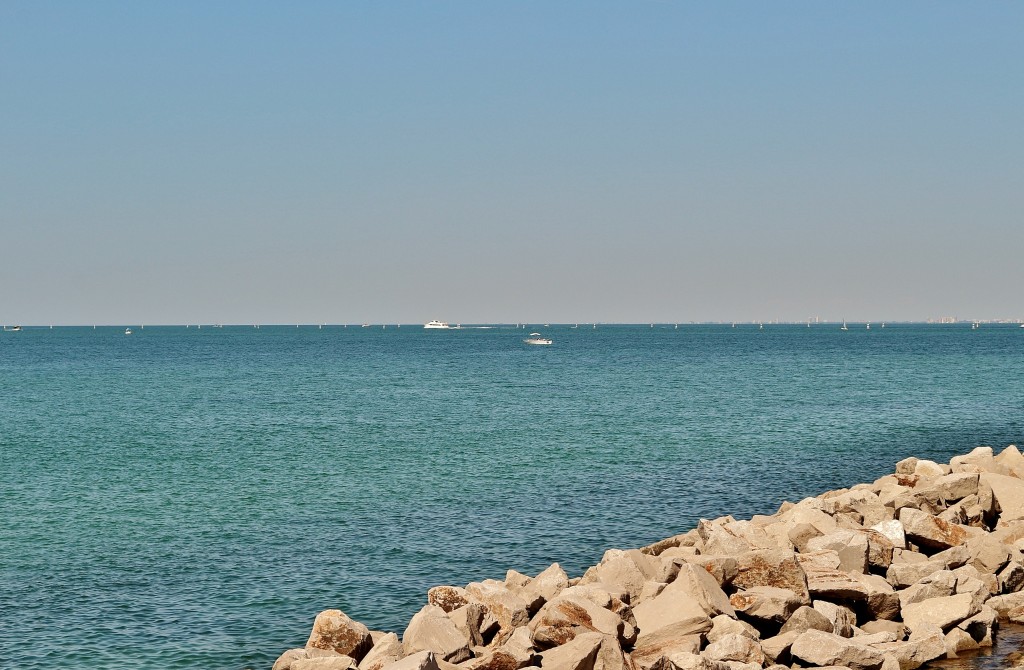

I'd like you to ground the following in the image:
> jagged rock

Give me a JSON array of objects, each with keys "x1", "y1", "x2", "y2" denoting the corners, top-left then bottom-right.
[
  {"x1": 731, "y1": 550, "x2": 810, "y2": 603},
  {"x1": 995, "y1": 445, "x2": 1024, "y2": 478},
  {"x1": 813, "y1": 600, "x2": 856, "y2": 638},
  {"x1": 806, "y1": 532, "x2": 870, "y2": 574},
  {"x1": 632, "y1": 582, "x2": 713, "y2": 637},
  {"x1": 897, "y1": 570, "x2": 956, "y2": 610},
  {"x1": 403, "y1": 605, "x2": 472, "y2": 663},
  {"x1": 901, "y1": 593, "x2": 980, "y2": 633},
  {"x1": 915, "y1": 460, "x2": 950, "y2": 478},
  {"x1": 638, "y1": 582, "x2": 667, "y2": 602},
  {"x1": 525, "y1": 564, "x2": 571, "y2": 606},
  {"x1": 642, "y1": 531, "x2": 701, "y2": 556},
  {"x1": 789, "y1": 629, "x2": 886, "y2": 670},
  {"x1": 275, "y1": 649, "x2": 309, "y2": 670},
  {"x1": 788, "y1": 523, "x2": 823, "y2": 552},
  {"x1": 850, "y1": 631, "x2": 897, "y2": 645},
  {"x1": 930, "y1": 545, "x2": 970, "y2": 569},
  {"x1": 965, "y1": 534, "x2": 1011, "y2": 574},
  {"x1": 859, "y1": 621, "x2": 906, "y2": 639},
  {"x1": 706, "y1": 615, "x2": 760, "y2": 643},
  {"x1": 703, "y1": 634, "x2": 765, "y2": 666},
  {"x1": 925, "y1": 473, "x2": 980, "y2": 503},
  {"x1": 873, "y1": 624, "x2": 945, "y2": 670},
  {"x1": 980, "y1": 472, "x2": 1024, "y2": 524},
  {"x1": 759, "y1": 631, "x2": 800, "y2": 664},
  {"x1": 294, "y1": 657, "x2": 358, "y2": 670},
  {"x1": 950, "y1": 447, "x2": 995, "y2": 472},
  {"x1": 778, "y1": 605, "x2": 833, "y2": 635},
  {"x1": 998, "y1": 561, "x2": 1024, "y2": 593},
  {"x1": 307, "y1": 610, "x2": 374, "y2": 661},
  {"x1": 822, "y1": 489, "x2": 893, "y2": 528},
  {"x1": 579, "y1": 550, "x2": 662, "y2": 603},
  {"x1": 886, "y1": 560, "x2": 945, "y2": 589},
  {"x1": 466, "y1": 581, "x2": 531, "y2": 632},
  {"x1": 668, "y1": 563, "x2": 735, "y2": 617},
  {"x1": 359, "y1": 633, "x2": 404, "y2": 670},
  {"x1": 956, "y1": 606, "x2": 996, "y2": 646},
  {"x1": 383, "y1": 651, "x2": 441, "y2": 670},
  {"x1": 663, "y1": 652, "x2": 731, "y2": 670},
  {"x1": 898, "y1": 508, "x2": 969, "y2": 551},
  {"x1": 686, "y1": 556, "x2": 738, "y2": 588},
  {"x1": 853, "y1": 573, "x2": 900, "y2": 621},
  {"x1": 697, "y1": 519, "x2": 753, "y2": 555},
  {"x1": 538, "y1": 631, "x2": 603, "y2": 670},
  {"x1": 870, "y1": 521, "x2": 907, "y2": 550},
  {"x1": 891, "y1": 548, "x2": 929, "y2": 564},
  {"x1": 462, "y1": 627, "x2": 536, "y2": 670},
  {"x1": 630, "y1": 625, "x2": 701, "y2": 670},
  {"x1": 729, "y1": 586, "x2": 802, "y2": 623},
  {"x1": 955, "y1": 573, "x2": 992, "y2": 611},
  {"x1": 896, "y1": 458, "x2": 919, "y2": 475},
  {"x1": 944, "y1": 627, "x2": 979, "y2": 655},
  {"x1": 429, "y1": 587, "x2": 471, "y2": 613},
  {"x1": 530, "y1": 594, "x2": 626, "y2": 648},
  {"x1": 804, "y1": 562, "x2": 870, "y2": 601},
  {"x1": 449, "y1": 604, "x2": 485, "y2": 647}
]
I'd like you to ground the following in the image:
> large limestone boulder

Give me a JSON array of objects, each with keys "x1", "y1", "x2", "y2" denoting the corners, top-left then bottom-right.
[
  {"x1": 525, "y1": 563, "x2": 571, "y2": 606},
  {"x1": 980, "y1": 472, "x2": 1024, "y2": 524},
  {"x1": 663, "y1": 652, "x2": 731, "y2": 670},
  {"x1": 885, "y1": 560, "x2": 945, "y2": 589},
  {"x1": 729, "y1": 586, "x2": 803, "y2": 624},
  {"x1": 872, "y1": 624, "x2": 945, "y2": 670},
  {"x1": 403, "y1": 605, "x2": 472, "y2": 663},
  {"x1": 579, "y1": 550, "x2": 663, "y2": 603},
  {"x1": 706, "y1": 615, "x2": 760, "y2": 643},
  {"x1": 666, "y1": 563, "x2": 735, "y2": 617},
  {"x1": 995, "y1": 445, "x2": 1024, "y2": 478},
  {"x1": 731, "y1": 550, "x2": 810, "y2": 603},
  {"x1": 466, "y1": 581, "x2": 531, "y2": 632},
  {"x1": 632, "y1": 583, "x2": 712, "y2": 637},
  {"x1": 901, "y1": 593, "x2": 981, "y2": 632},
  {"x1": 359, "y1": 633, "x2": 404, "y2": 670},
  {"x1": 306, "y1": 610, "x2": 374, "y2": 661},
  {"x1": 855, "y1": 573, "x2": 901, "y2": 621},
  {"x1": 530, "y1": 594, "x2": 625, "y2": 648},
  {"x1": 462, "y1": 627, "x2": 536, "y2": 670},
  {"x1": 275, "y1": 649, "x2": 309, "y2": 670},
  {"x1": 957, "y1": 606, "x2": 996, "y2": 646},
  {"x1": 806, "y1": 532, "x2": 870, "y2": 574},
  {"x1": 759, "y1": 631, "x2": 800, "y2": 665},
  {"x1": 448, "y1": 604, "x2": 485, "y2": 647},
  {"x1": 697, "y1": 518, "x2": 753, "y2": 555},
  {"x1": 703, "y1": 633, "x2": 765, "y2": 666},
  {"x1": 870, "y1": 520, "x2": 906, "y2": 550},
  {"x1": 629, "y1": 624, "x2": 701, "y2": 670},
  {"x1": 897, "y1": 571, "x2": 956, "y2": 610},
  {"x1": 685, "y1": 556, "x2": 738, "y2": 588},
  {"x1": 538, "y1": 631, "x2": 604, "y2": 670},
  {"x1": 778, "y1": 605, "x2": 832, "y2": 635},
  {"x1": 898, "y1": 508, "x2": 969, "y2": 551},
  {"x1": 965, "y1": 534, "x2": 1011, "y2": 574},
  {"x1": 922, "y1": 473, "x2": 979, "y2": 503},
  {"x1": 789, "y1": 629, "x2": 886, "y2": 670}
]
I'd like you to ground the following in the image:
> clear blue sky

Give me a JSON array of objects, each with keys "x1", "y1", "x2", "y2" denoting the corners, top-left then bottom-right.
[{"x1": 2, "y1": 2, "x2": 1021, "y2": 324}]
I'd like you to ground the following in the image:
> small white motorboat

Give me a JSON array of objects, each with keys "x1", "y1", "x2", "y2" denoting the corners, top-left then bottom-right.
[
  {"x1": 524, "y1": 332, "x2": 552, "y2": 345},
  {"x1": 125, "y1": 328, "x2": 133, "y2": 335}
]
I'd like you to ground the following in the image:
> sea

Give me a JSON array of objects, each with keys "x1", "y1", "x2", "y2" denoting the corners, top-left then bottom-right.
[{"x1": 2, "y1": 323, "x2": 1023, "y2": 669}]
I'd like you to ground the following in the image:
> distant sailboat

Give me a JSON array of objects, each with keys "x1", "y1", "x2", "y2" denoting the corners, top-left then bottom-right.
[{"x1": 841, "y1": 321, "x2": 849, "y2": 331}]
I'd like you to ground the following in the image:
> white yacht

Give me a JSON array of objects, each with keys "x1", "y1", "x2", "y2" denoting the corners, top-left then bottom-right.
[
  {"x1": 524, "y1": 332, "x2": 552, "y2": 345},
  {"x1": 424, "y1": 320, "x2": 451, "y2": 329},
  {"x1": 125, "y1": 328, "x2": 133, "y2": 335}
]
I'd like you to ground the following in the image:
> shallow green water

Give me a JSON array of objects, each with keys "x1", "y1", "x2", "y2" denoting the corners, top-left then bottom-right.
[{"x1": 2, "y1": 323, "x2": 1023, "y2": 668}]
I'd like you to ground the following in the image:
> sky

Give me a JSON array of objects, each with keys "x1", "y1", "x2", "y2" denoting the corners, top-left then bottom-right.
[{"x1": 2, "y1": 2, "x2": 1022, "y2": 325}]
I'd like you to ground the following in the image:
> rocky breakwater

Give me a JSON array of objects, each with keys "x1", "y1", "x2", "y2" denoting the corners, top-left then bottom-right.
[{"x1": 273, "y1": 445, "x2": 1024, "y2": 670}]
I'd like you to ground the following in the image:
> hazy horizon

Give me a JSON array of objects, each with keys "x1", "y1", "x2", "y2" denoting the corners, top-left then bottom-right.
[{"x1": 3, "y1": 3, "x2": 1022, "y2": 325}]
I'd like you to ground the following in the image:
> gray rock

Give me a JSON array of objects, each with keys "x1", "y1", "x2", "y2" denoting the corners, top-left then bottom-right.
[
  {"x1": 403, "y1": 605, "x2": 472, "y2": 663},
  {"x1": 306, "y1": 610, "x2": 374, "y2": 662}
]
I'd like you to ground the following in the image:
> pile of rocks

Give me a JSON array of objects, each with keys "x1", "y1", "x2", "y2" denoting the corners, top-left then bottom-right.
[{"x1": 274, "y1": 445, "x2": 1024, "y2": 670}]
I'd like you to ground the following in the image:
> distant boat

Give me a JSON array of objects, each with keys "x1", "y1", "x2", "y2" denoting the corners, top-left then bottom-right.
[
  {"x1": 424, "y1": 320, "x2": 450, "y2": 329},
  {"x1": 125, "y1": 328, "x2": 132, "y2": 335},
  {"x1": 524, "y1": 333, "x2": 552, "y2": 345},
  {"x1": 3, "y1": 325, "x2": 22, "y2": 332},
  {"x1": 841, "y1": 321, "x2": 849, "y2": 331},
  {"x1": 866, "y1": 323, "x2": 870, "y2": 330}
]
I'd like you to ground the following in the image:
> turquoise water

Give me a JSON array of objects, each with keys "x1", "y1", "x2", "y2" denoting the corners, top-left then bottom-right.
[{"x1": 2, "y1": 324, "x2": 1023, "y2": 669}]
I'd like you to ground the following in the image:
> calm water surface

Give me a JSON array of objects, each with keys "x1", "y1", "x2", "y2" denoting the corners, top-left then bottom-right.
[{"x1": 2, "y1": 324, "x2": 1023, "y2": 669}]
